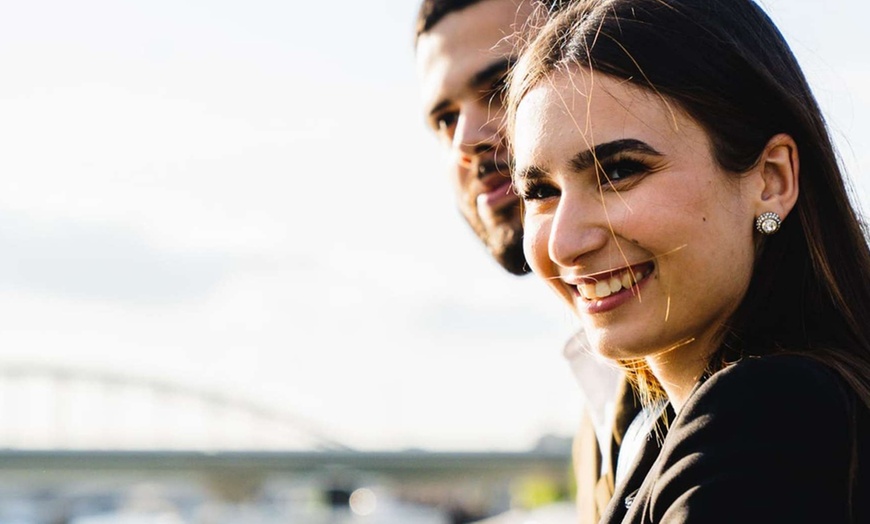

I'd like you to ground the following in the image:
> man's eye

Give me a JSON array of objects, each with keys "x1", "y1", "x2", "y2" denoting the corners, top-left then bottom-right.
[
  {"x1": 481, "y1": 75, "x2": 509, "y2": 105},
  {"x1": 435, "y1": 113, "x2": 458, "y2": 135}
]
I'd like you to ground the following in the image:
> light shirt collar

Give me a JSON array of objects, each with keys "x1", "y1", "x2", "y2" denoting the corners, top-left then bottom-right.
[{"x1": 563, "y1": 331, "x2": 623, "y2": 470}]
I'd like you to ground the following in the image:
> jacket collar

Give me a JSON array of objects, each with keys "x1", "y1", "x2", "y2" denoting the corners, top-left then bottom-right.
[{"x1": 599, "y1": 403, "x2": 673, "y2": 524}]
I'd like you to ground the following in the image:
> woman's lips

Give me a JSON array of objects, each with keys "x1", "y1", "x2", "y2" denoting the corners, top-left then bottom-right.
[
  {"x1": 575, "y1": 262, "x2": 654, "y2": 300},
  {"x1": 565, "y1": 261, "x2": 655, "y2": 312}
]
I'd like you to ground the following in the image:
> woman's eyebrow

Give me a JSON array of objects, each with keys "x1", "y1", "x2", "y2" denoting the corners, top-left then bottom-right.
[
  {"x1": 514, "y1": 139, "x2": 662, "y2": 183},
  {"x1": 570, "y1": 139, "x2": 662, "y2": 171},
  {"x1": 513, "y1": 164, "x2": 547, "y2": 184}
]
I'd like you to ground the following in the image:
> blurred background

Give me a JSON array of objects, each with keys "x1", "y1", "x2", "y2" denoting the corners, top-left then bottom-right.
[{"x1": 0, "y1": 0, "x2": 867, "y2": 522}]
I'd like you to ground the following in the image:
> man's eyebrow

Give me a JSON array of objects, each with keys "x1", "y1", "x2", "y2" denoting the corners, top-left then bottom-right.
[
  {"x1": 570, "y1": 139, "x2": 662, "y2": 171},
  {"x1": 468, "y1": 56, "x2": 513, "y2": 90},
  {"x1": 427, "y1": 57, "x2": 513, "y2": 121},
  {"x1": 427, "y1": 99, "x2": 452, "y2": 122}
]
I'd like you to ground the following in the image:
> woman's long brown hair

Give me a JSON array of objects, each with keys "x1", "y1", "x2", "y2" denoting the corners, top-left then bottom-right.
[{"x1": 506, "y1": 2, "x2": 870, "y2": 515}]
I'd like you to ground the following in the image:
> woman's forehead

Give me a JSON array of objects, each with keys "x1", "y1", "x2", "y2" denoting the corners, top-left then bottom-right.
[{"x1": 513, "y1": 70, "x2": 708, "y2": 170}]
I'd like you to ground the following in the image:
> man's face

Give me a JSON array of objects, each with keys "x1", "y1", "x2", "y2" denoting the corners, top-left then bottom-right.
[{"x1": 416, "y1": 0, "x2": 533, "y2": 275}]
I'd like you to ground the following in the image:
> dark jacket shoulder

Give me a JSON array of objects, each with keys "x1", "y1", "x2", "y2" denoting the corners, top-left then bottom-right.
[
  {"x1": 615, "y1": 355, "x2": 866, "y2": 524},
  {"x1": 675, "y1": 354, "x2": 852, "y2": 445}
]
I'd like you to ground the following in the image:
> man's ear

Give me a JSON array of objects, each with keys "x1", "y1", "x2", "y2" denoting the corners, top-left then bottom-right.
[{"x1": 753, "y1": 133, "x2": 799, "y2": 220}]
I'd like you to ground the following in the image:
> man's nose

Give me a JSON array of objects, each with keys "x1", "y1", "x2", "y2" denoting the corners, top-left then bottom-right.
[{"x1": 452, "y1": 104, "x2": 500, "y2": 163}]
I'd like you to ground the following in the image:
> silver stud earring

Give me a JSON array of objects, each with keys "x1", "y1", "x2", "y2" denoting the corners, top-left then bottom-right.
[{"x1": 755, "y1": 212, "x2": 782, "y2": 235}]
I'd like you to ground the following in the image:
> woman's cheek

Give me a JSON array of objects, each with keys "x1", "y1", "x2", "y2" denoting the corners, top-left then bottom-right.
[{"x1": 523, "y1": 213, "x2": 572, "y2": 306}]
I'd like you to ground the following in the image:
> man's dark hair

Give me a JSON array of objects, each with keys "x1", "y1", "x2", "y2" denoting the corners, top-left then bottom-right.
[
  {"x1": 415, "y1": 0, "x2": 484, "y2": 43},
  {"x1": 414, "y1": 0, "x2": 570, "y2": 44}
]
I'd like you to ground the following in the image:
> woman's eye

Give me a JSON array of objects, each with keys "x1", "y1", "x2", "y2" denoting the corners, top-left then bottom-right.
[
  {"x1": 599, "y1": 159, "x2": 649, "y2": 183},
  {"x1": 518, "y1": 182, "x2": 559, "y2": 201}
]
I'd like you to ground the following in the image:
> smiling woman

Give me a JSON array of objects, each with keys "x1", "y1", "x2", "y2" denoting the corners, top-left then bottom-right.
[
  {"x1": 514, "y1": 72, "x2": 764, "y2": 395},
  {"x1": 506, "y1": 0, "x2": 870, "y2": 522}
]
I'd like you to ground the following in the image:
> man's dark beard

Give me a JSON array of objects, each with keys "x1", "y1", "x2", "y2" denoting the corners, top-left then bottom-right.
[
  {"x1": 494, "y1": 236, "x2": 530, "y2": 275},
  {"x1": 485, "y1": 209, "x2": 530, "y2": 276}
]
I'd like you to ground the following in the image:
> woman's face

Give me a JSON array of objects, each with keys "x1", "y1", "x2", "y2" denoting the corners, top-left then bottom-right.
[{"x1": 512, "y1": 70, "x2": 758, "y2": 364}]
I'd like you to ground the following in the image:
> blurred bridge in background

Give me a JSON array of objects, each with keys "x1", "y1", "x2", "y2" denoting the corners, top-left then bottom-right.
[
  {"x1": 0, "y1": 362, "x2": 348, "y2": 451},
  {"x1": 0, "y1": 363, "x2": 574, "y2": 523}
]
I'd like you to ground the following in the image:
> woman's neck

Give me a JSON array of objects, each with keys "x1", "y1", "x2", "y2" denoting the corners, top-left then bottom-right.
[{"x1": 646, "y1": 340, "x2": 714, "y2": 411}]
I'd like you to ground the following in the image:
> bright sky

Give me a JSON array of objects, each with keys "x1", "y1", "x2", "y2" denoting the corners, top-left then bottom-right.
[{"x1": 0, "y1": 0, "x2": 867, "y2": 452}]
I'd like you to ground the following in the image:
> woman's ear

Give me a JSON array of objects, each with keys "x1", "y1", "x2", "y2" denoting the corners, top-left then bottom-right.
[{"x1": 754, "y1": 133, "x2": 799, "y2": 220}]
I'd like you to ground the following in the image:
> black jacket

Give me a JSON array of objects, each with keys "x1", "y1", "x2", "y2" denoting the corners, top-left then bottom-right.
[{"x1": 601, "y1": 355, "x2": 870, "y2": 524}]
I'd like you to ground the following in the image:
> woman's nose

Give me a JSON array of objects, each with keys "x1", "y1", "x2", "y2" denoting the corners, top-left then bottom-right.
[{"x1": 548, "y1": 193, "x2": 608, "y2": 268}]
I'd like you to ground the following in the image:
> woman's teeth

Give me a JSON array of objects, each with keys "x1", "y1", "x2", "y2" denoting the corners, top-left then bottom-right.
[{"x1": 578, "y1": 268, "x2": 646, "y2": 300}]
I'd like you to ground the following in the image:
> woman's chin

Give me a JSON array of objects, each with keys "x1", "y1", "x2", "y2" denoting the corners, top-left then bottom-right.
[
  {"x1": 585, "y1": 337, "x2": 648, "y2": 363},
  {"x1": 593, "y1": 349, "x2": 635, "y2": 363}
]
